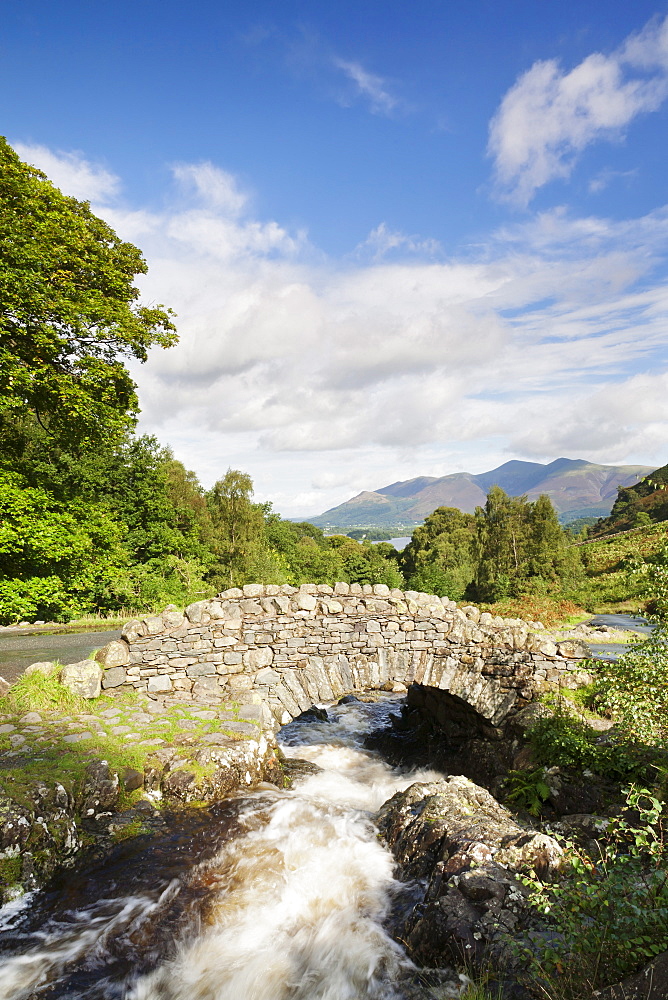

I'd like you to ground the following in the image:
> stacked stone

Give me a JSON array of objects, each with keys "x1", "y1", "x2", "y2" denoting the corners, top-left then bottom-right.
[{"x1": 97, "y1": 584, "x2": 590, "y2": 730}]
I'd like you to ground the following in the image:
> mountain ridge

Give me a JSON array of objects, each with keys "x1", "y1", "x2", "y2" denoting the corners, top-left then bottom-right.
[{"x1": 303, "y1": 458, "x2": 654, "y2": 528}]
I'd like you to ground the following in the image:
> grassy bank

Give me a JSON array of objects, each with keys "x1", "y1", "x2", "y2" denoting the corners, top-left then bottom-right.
[{"x1": 0, "y1": 672, "x2": 261, "y2": 812}]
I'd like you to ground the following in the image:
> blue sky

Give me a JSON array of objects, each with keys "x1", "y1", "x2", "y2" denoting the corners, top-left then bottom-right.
[{"x1": 3, "y1": 1, "x2": 668, "y2": 515}]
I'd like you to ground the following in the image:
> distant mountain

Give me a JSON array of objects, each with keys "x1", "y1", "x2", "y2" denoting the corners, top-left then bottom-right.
[{"x1": 305, "y1": 459, "x2": 654, "y2": 528}]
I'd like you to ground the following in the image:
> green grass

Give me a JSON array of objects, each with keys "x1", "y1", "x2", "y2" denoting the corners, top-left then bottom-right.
[
  {"x1": 0, "y1": 673, "x2": 262, "y2": 813},
  {"x1": 2, "y1": 668, "x2": 88, "y2": 716},
  {"x1": 0, "y1": 854, "x2": 22, "y2": 893}
]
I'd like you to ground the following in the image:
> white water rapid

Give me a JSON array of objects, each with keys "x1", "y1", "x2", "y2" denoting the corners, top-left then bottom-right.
[{"x1": 0, "y1": 697, "x2": 461, "y2": 1000}]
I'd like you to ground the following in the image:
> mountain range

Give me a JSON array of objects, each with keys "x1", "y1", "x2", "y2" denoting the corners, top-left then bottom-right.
[{"x1": 305, "y1": 458, "x2": 654, "y2": 528}]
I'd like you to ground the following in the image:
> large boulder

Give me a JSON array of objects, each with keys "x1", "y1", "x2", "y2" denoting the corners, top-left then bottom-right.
[
  {"x1": 376, "y1": 777, "x2": 562, "y2": 971},
  {"x1": 60, "y1": 660, "x2": 102, "y2": 699},
  {"x1": 94, "y1": 640, "x2": 130, "y2": 668}
]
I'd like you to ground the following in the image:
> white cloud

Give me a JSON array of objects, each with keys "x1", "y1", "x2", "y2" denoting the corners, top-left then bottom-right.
[
  {"x1": 13, "y1": 142, "x2": 121, "y2": 202},
  {"x1": 333, "y1": 58, "x2": 400, "y2": 115},
  {"x1": 13, "y1": 142, "x2": 668, "y2": 516},
  {"x1": 171, "y1": 162, "x2": 248, "y2": 216},
  {"x1": 488, "y1": 14, "x2": 668, "y2": 205},
  {"x1": 354, "y1": 223, "x2": 442, "y2": 260},
  {"x1": 588, "y1": 167, "x2": 637, "y2": 194}
]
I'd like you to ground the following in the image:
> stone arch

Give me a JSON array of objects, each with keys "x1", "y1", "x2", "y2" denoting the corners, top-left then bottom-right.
[{"x1": 106, "y1": 584, "x2": 589, "y2": 732}]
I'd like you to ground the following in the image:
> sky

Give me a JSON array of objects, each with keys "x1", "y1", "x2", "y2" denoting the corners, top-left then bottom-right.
[{"x1": 3, "y1": 0, "x2": 668, "y2": 517}]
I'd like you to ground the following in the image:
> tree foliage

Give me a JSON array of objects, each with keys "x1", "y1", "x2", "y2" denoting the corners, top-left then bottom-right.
[
  {"x1": 207, "y1": 470, "x2": 267, "y2": 588},
  {"x1": 473, "y1": 487, "x2": 579, "y2": 602},
  {"x1": 0, "y1": 137, "x2": 176, "y2": 450},
  {"x1": 401, "y1": 506, "x2": 476, "y2": 598}
]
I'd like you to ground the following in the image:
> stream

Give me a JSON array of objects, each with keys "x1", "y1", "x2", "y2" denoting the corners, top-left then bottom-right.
[
  {"x1": 0, "y1": 698, "x2": 450, "y2": 1000},
  {"x1": 585, "y1": 612, "x2": 653, "y2": 661}
]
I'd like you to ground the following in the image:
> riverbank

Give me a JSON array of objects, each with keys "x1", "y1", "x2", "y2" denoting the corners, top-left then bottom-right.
[{"x1": 0, "y1": 671, "x2": 282, "y2": 903}]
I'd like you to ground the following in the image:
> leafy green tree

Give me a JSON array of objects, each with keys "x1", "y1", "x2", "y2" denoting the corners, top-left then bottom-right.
[
  {"x1": 525, "y1": 493, "x2": 581, "y2": 592},
  {"x1": 473, "y1": 488, "x2": 577, "y2": 601},
  {"x1": 0, "y1": 471, "x2": 129, "y2": 622},
  {"x1": 401, "y1": 506, "x2": 476, "y2": 598},
  {"x1": 207, "y1": 470, "x2": 267, "y2": 587},
  {"x1": 474, "y1": 486, "x2": 531, "y2": 601},
  {"x1": 0, "y1": 137, "x2": 176, "y2": 451}
]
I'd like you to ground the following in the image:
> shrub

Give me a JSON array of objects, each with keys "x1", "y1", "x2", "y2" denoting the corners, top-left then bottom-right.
[
  {"x1": 528, "y1": 707, "x2": 649, "y2": 781},
  {"x1": 515, "y1": 787, "x2": 668, "y2": 998},
  {"x1": 596, "y1": 625, "x2": 668, "y2": 742}
]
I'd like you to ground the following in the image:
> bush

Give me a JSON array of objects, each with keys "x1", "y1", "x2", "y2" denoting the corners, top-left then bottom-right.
[
  {"x1": 591, "y1": 625, "x2": 668, "y2": 742},
  {"x1": 528, "y1": 707, "x2": 649, "y2": 781},
  {"x1": 516, "y1": 787, "x2": 668, "y2": 998}
]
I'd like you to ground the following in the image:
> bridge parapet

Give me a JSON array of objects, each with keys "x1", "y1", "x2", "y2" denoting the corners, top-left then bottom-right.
[{"x1": 99, "y1": 584, "x2": 591, "y2": 730}]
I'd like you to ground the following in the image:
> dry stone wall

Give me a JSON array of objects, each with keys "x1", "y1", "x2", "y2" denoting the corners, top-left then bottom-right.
[{"x1": 97, "y1": 584, "x2": 591, "y2": 731}]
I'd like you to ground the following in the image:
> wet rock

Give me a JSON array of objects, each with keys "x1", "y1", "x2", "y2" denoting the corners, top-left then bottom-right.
[
  {"x1": 159, "y1": 736, "x2": 279, "y2": 801},
  {"x1": 161, "y1": 768, "x2": 196, "y2": 799},
  {"x1": 280, "y1": 756, "x2": 323, "y2": 787},
  {"x1": 0, "y1": 780, "x2": 80, "y2": 901},
  {"x1": 377, "y1": 777, "x2": 562, "y2": 970},
  {"x1": 295, "y1": 706, "x2": 329, "y2": 723},
  {"x1": 79, "y1": 760, "x2": 120, "y2": 816},
  {"x1": 60, "y1": 659, "x2": 102, "y2": 699}
]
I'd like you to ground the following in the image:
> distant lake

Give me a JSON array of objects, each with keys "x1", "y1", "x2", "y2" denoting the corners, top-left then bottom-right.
[{"x1": 371, "y1": 536, "x2": 412, "y2": 550}]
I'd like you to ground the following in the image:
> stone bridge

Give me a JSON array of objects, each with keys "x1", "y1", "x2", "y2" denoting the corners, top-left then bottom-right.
[{"x1": 97, "y1": 584, "x2": 590, "y2": 733}]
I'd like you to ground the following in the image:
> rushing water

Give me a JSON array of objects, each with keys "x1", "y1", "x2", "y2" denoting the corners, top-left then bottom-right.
[{"x1": 0, "y1": 698, "x2": 450, "y2": 1000}]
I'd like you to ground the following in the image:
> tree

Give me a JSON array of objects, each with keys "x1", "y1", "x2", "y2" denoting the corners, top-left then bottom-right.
[
  {"x1": 0, "y1": 137, "x2": 176, "y2": 451},
  {"x1": 474, "y1": 487, "x2": 531, "y2": 602},
  {"x1": 525, "y1": 493, "x2": 571, "y2": 587},
  {"x1": 473, "y1": 488, "x2": 580, "y2": 602},
  {"x1": 401, "y1": 506, "x2": 476, "y2": 598},
  {"x1": 0, "y1": 471, "x2": 129, "y2": 622},
  {"x1": 207, "y1": 470, "x2": 266, "y2": 587}
]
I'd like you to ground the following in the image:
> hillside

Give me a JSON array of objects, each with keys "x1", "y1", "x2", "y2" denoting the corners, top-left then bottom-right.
[
  {"x1": 569, "y1": 520, "x2": 668, "y2": 612},
  {"x1": 590, "y1": 461, "x2": 668, "y2": 536},
  {"x1": 307, "y1": 458, "x2": 653, "y2": 528}
]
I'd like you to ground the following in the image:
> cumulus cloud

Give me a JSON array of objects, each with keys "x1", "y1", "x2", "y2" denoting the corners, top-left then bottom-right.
[
  {"x1": 13, "y1": 142, "x2": 121, "y2": 202},
  {"x1": 489, "y1": 14, "x2": 668, "y2": 205},
  {"x1": 13, "y1": 142, "x2": 668, "y2": 515},
  {"x1": 333, "y1": 58, "x2": 400, "y2": 115},
  {"x1": 171, "y1": 162, "x2": 249, "y2": 216}
]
